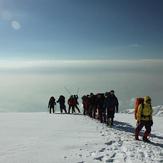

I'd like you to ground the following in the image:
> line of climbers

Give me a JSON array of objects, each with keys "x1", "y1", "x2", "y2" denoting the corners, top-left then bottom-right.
[
  {"x1": 82, "y1": 90, "x2": 119, "y2": 126},
  {"x1": 48, "y1": 95, "x2": 80, "y2": 114},
  {"x1": 48, "y1": 90, "x2": 119, "y2": 127},
  {"x1": 48, "y1": 93, "x2": 154, "y2": 142}
]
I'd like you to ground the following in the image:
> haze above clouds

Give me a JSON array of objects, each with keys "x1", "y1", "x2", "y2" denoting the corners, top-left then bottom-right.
[{"x1": 0, "y1": 59, "x2": 163, "y2": 112}]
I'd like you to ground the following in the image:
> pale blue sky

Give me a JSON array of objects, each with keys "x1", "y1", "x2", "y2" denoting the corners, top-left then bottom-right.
[{"x1": 0, "y1": 0, "x2": 163, "y2": 59}]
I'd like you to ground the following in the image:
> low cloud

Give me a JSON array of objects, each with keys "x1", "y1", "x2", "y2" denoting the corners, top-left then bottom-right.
[
  {"x1": 0, "y1": 59, "x2": 163, "y2": 68},
  {"x1": 0, "y1": 59, "x2": 163, "y2": 74}
]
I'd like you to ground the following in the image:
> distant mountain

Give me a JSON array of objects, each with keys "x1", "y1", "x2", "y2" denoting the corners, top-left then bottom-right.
[{"x1": 124, "y1": 105, "x2": 163, "y2": 117}]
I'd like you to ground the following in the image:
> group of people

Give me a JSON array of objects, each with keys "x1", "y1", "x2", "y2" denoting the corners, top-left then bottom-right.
[
  {"x1": 48, "y1": 90, "x2": 119, "y2": 127},
  {"x1": 82, "y1": 90, "x2": 119, "y2": 126},
  {"x1": 48, "y1": 95, "x2": 80, "y2": 114},
  {"x1": 48, "y1": 92, "x2": 154, "y2": 142}
]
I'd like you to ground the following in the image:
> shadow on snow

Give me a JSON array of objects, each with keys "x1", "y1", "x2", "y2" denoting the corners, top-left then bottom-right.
[
  {"x1": 51, "y1": 112, "x2": 83, "y2": 116},
  {"x1": 113, "y1": 120, "x2": 163, "y2": 148}
]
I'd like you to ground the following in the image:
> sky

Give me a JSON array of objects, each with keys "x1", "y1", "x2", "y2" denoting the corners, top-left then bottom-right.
[
  {"x1": 0, "y1": 0, "x2": 163, "y2": 59},
  {"x1": 0, "y1": 0, "x2": 163, "y2": 112}
]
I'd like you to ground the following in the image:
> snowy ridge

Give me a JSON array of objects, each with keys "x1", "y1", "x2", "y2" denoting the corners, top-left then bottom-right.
[
  {"x1": 0, "y1": 112, "x2": 163, "y2": 163},
  {"x1": 125, "y1": 105, "x2": 163, "y2": 117}
]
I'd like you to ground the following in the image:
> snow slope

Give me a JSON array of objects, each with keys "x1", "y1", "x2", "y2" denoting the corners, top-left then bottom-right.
[{"x1": 0, "y1": 112, "x2": 163, "y2": 163}]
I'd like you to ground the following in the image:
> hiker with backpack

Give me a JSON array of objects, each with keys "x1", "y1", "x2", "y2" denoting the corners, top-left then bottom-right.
[
  {"x1": 82, "y1": 95, "x2": 90, "y2": 115},
  {"x1": 96, "y1": 93, "x2": 106, "y2": 123},
  {"x1": 57, "y1": 95, "x2": 67, "y2": 113},
  {"x1": 74, "y1": 95, "x2": 81, "y2": 113},
  {"x1": 135, "y1": 96, "x2": 153, "y2": 142},
  {"x1": 104, "y1": 90, "x2": 119, "y2": 126},
  {"x1": 68, "y1": 95, "x2": 76, "y2": 114},
  {"x1": 48, "y1": 96, "x2": 56, "y2": 114},
  {"x1": 88, "y1": 93, "x2": 96, "y2": 118}
]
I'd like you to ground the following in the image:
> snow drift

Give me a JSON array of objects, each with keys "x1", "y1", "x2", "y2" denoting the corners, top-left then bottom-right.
[{"x1": 0, "y1": 112, "x2": 163, "y2": 163}]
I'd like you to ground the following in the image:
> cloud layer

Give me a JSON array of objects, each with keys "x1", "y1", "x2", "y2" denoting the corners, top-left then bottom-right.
[{"x1": 0, "y1": 59, "x2": 163, "y2": 74}]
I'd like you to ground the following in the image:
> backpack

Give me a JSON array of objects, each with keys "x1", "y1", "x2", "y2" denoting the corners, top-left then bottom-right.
[{"x1": 134, "y1": 97, "x2": 144, "y2": 120}]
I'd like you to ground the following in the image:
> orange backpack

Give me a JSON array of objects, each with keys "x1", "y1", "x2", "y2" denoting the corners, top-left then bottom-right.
[{"x1": 134, "y1": 97, "x2": 144, "y2": 120}]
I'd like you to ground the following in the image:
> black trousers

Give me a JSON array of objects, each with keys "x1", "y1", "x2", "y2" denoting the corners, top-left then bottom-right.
[
  {"x1": 68, "y1": 106, "x2": 75, "y2": 113},
  {"x1": 106, "y1": 109, "x2": 115, "y2": 125},
  {"x1": 49, "y1": 107, "x2": 54, "y2": 114},
  {"x1": 60, "y1": 105, "x2": 67, "y2": 113},
  {"x1": 135, "y1": 120, "x2": 152, "y2": 137}
]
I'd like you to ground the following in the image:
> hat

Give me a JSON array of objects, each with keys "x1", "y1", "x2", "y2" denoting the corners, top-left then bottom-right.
[
  {"x1": 105, "y1": 92, "x2": 109, "y2": 96},
  {"x1": 110, "y1": 90, "x2": 115, "y2": 93},
  {"x1": 144, "y1": 96, "x2": 151, "y2": 102}
]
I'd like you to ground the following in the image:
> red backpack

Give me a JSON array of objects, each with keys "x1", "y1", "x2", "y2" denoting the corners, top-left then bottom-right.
[{"x1": 134, "y1": 97, "x2": 144, "y2": 120}]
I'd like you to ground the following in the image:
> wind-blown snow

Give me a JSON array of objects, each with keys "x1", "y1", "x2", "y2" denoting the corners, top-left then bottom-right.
[{"x1": 0, "y1": 112, "x2": 162, "y2": 163}]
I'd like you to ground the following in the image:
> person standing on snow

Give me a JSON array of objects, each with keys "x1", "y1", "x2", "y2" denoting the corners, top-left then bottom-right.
[
  {"x1": 82, "y1": 95, "x2": 90, "y2": 115},
  {"x1": 104, "y1": 90, "x2": 119, "y2": 126},
  {"x1": 74, "y1": 95, "x2": 80, "y2": 113},
  {"x1": 57, "y1": 95, "x2": 67, "y2": 113},
  {"x1": 96, "y1": 93, "x2": 105, "y2": 123},
  {"x1": 135, "y1": 96, "x2": 153, "y2": 142},
  {"x1": 89, "y1": 93, "x2": 96, "y2": 118},
  {"x1": 48, "y1": 96, "x2": 56, "y2": 114},
  {"x1": 68, "y1": 95, "x2": 75, "y2": 114}
]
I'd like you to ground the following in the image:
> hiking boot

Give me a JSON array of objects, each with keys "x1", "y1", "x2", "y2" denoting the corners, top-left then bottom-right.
[
  {"x1": 143, "y1": 131, "x2": 150, "y2": 142},
  {"x1": 135, "y1": 135, "x2": 140, "y2": 141},
  {"x1": 135, "y1": 130, "x2": 140, "y2": 140},
  {"x1": 143, "y1": 137, "x2": 150, "y2": 143}
]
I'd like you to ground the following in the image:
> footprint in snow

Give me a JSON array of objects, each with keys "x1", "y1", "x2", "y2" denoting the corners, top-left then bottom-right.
[
  {"x1": 99, "y1": 148, "x2": 105, "y2": 153},
  {"x1": 105, "y1": 158, "x2": 114, "y2": 163},
  {"x1": 79, "y1": 154, "x2": 82, "y2": 157},
  {"x1": 94, "y1": 155, "x2": 104, "y2": 161},
  {"x1": 105, "y1": 140, "x2": 116, "y2": 146}
]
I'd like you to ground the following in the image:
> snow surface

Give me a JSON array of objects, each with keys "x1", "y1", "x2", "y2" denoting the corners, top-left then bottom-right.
[{"x1": 0, "y1": 111, "x2": 163, "y2": 163}]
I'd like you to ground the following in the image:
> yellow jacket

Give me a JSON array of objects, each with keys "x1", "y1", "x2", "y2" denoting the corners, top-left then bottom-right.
[{"x1": 136, "y1": 103, "x2": 153, "y2": 121}]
